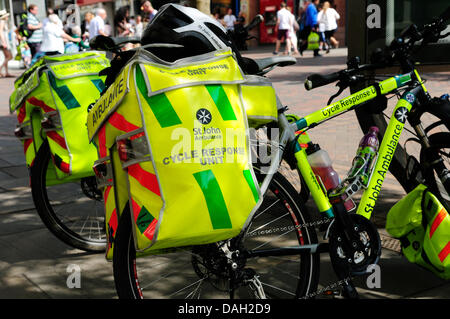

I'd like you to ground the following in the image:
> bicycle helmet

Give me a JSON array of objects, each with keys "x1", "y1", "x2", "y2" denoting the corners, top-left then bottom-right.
[{"x1": 140, "y1": 3, "x2": 257, "y2": 71}]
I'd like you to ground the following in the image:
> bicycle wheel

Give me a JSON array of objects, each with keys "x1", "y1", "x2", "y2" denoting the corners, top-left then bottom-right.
[
  {"x1": 30, "y1": 140, "x2": 106, "y2": 252},
  {"x1": 113, "y1": 169, "x2": 320, "y2": 299},
  {"x1": 420, "y1": 132, "x2": 450, "y2": 206}
]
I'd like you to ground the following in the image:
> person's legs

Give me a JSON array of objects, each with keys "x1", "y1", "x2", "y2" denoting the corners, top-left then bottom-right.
[
  {"x1": 274, "y1": 39, "x2": 281, "y2": 54},
  {"x1": 28, "y1": 42, "x2": 41, "y2": 58},
  {"x1": 3, "y1": 48, "x2": 12, "y2": 76},
  {"x1": 299, "y1": 26, "x2": 311, "y2": 55},
  {"x1": 292, "y1": 36, "x2": 299, "y2": 54},
  {"x1": 327, "y1": 29, "x2": 339, "y2": 48},
  {"x1": 274, "y1": 29, "x2": 283, "y2": 54},
  {"x1": 0, "y1": 47, "x2": 12, "y2": 76}
]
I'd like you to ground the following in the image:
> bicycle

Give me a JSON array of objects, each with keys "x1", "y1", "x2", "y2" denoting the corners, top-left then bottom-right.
[
  {"x1": 350, "y1": 13, "x2": 450, "y2": 207},
  {"x1": 91, "y1": 5, "x2": 450, "y2": 298},
  {"x1": 10, "y1": 51, "x2": 111, "y2": 252}
]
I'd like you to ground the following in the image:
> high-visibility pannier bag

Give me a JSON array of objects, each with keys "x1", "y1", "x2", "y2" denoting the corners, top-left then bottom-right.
[
  {"x1": 10, "y1": 52, "x2": 109, "y2": 183},
  {"x1": 386, "y1": 184, "x2": 450, "y2": 279},
  {"x1": 88, "y1": 48, "x2": 280, "y2": 258}
]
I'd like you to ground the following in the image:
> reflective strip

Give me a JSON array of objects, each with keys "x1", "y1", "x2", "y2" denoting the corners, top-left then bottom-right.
[
  {"x1": 91, "y1": 79, "x2": 106, "y2": 93},
  {"x1": 47, "y1": 72, "x2": 80, "y2": 109},
  {"x1": 52, "y1": 153, "x2": 70, "y2": 173},
  {"x1": 98, "y1": 126, "x2": 107, "y2": 158},
  {"x1": 46, "y1": 131, "x2": 67, "y2": 149},
  {"x1": 107, "y1": 208, "x2": 118, "y2": 248},
  {"x1": 438, "y1": 241, "x2": 450, "y2": 263},
  {"x1": 128, "y1": 163, "x2": 161, "y2": 197},
  {"x1": 27, "y1": 96, "x2": 55, "y2": 113},
  {"x1": 131, "y1": 198, "x2": 157, "y2": 240},
  {"x1": 17, "y1": 104, "x2": 26, "y2": 124},
  {"x1": 243, "y1": 169, "x2": 259, "y2": 202},
  {"x1": 206, "y1": 84, "x2": 237, "y2": 121},
  {"x1": 23, "y1": 138, "x2": 33, "y2": 153},
  {"x1": 193, "y1": 170, "x2": 232, "y2": 229},
  {"x1": 104, "y1": 185, "x2": 112, "y2": 203},
  {"x1": 136, "y1": 66, "x2": 182, "y2": 128},
  {"x1": 108, "y1": 112, "x2": 140, "y2": 132},
  {"x1": 429, "y1": 208, "x2": 447, "y2": 239}
]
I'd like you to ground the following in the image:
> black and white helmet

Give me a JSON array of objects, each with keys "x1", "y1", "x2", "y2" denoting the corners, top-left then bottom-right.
[{"x1": 141, "y1": 3, "x2": 240, "y2": 60}]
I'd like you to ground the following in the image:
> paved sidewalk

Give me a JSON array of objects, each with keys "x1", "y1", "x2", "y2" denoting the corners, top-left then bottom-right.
[{"x1": 0, "y1": 47, "x2": 449, "y2": 299}]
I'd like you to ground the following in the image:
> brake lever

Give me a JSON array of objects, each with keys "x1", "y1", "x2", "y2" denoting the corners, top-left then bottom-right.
[
  {"x1": 327, "y1": 81, "x2": 347, "y2": 105},
  {"x1": 327, "y1": 74, "x2": 365, "y2": 105}
]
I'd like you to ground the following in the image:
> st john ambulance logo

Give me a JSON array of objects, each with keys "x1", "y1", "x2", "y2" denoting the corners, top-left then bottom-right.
[
  {"x1": 196, "y1": 108, "x2": 212, "y2": 125},
  {"x1": 395, "y1": 107, "x2": 408, "y2": 124}
]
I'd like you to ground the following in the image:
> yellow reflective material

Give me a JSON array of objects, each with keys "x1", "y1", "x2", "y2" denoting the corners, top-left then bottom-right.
[
  {"x1": 10, "y1": 69, "x2": 40, "y2": 112},
  {"x1": 87, "y1": 66, "x2": 129, "y2": 141},
  {"x1": 241, "y1": 85, "x2": 278, "y2": 127},
  {"x1": 141, "y1": 54, "x2": 244, "y2": 93},
  {"x1": 91, "y1": 52, "x2": 263, "y2": 257},
  {"x1": 379, "y1": 78, "x2": 397, "y2": 94},
  {"x1": 48, "y1": 56, "x2": 110, "y2": 79},
  {"x1": 414, "y1": 69, "x2": 428, "y2": 93}
]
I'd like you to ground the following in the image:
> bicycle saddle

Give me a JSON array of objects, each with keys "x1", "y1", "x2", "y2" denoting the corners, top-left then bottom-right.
[
  {"x1": 239, "y1": 56, "x2": 296, "y2": 75},
  {"x1": 254, "y1": 56, "x2": 297, "y2": 73}
]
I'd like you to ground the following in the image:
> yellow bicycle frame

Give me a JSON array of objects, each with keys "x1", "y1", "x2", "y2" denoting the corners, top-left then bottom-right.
[{"x1": 287, "y1": 72, "x2": 427, "y2": 220}]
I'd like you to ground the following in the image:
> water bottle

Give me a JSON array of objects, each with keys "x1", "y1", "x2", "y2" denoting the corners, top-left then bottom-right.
[
  {"x1": 306, "y1": 143, "x2": 340, "y2": 191},
  {"x1": 307, "y1": 143, "x2": 356, "y2": 212},
  {"x1": 348, "y1": 126, "x2": 379, "y2": 185}
]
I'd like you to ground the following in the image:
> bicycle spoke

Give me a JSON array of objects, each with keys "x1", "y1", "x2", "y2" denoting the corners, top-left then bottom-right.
[
  {"x1": 260, "y1": 281, "x2": 295, "y2": 297},
  {"x1": 247, "y1": 212, "x2": 290, "y2": 236},
  {"x1": 168, "y1": 278, "x2": 207, "y2": 298}
]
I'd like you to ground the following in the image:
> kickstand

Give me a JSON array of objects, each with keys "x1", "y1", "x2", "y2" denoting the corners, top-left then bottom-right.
[{"x1": 341, "y1": 277, "x2": 359, "y2": 299}]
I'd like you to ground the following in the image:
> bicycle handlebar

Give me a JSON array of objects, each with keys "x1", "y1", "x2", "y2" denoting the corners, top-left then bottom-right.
[
  {"x1": 305, "y1": 72, "x2": 340, "y2": 91},
  {"x1": 305, "y1": 6, "x2": 450, "y2": 91}
]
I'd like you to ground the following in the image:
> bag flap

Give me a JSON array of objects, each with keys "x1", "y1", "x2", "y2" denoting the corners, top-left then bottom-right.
[
  {"x1": 386, "y1": 184, "x2": 427, "y2": 238},
  {"x1": 136, "y1": 49, "x2": 245, "y2": 96},
  {"x1": 9, "y1": 65, "x2": 42, "y2": 113},
  {"x1": 46, "y1": 54, "x2": 110, "y2": 80},
  {"x1": 10, "y1": 51, "x2": 109, "y2": 113},
  {"x1": 87, "y1": 63, "x2": 131, "y2": 141},
  {"x1": 87, "y1": 48, "x2": 245, "y2": 142}
]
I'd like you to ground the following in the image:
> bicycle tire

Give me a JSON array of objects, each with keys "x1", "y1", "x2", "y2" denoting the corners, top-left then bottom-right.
[
  {"x1": 113, "y1": 169, "x2": 320, "y2": 299},
  {"x1": 30, "y1": 140, "x2": 106, "y2": 252},
  {"x1": 420, "y1": 132, "x2": 450, "y2": 207}
]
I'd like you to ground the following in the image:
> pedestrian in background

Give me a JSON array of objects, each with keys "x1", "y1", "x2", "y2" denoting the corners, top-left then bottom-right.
[
  {"x1": 27, "y1": 4, "x2": 43, "y2": 58},
  {"x1": 299, "y1": 0, "x2": 320, "y2": 57},
  {"x1": 115, "y1": 6, "x2": 133, "y2": 37},
  {"x1": 40, "y1": 14, "x2": 80, "y2": 55},
  {"x1": 0, "y1": 10, "x2": 13, "y2": 77},
  {"x1": 318, "y1": 1, "x2": 340, "y2": 49},
  {"x1": 135, "y1": 15, "x2": 143, "y2": 38},
  {"x1": 89, "y1": 8, "x2": 107, "y2": 39},
  {"x1": 223, "y1": 8, "x2": 236, "y2": 32},
  {"x1": 142, "y1": 1, "x2": 158, "y2": 23},
  {"x1": 286, "y1": 7, "x2": 299, "y2": 55},
  {"x1": 317, "y1": 4, "x2": 329, "y2": 53},
  {"x1": 81, "y1": 12, "x2": 93, "y2": 40},
  {"x1": 273, "y1": 2, "x2": 291, "y2": 55}
]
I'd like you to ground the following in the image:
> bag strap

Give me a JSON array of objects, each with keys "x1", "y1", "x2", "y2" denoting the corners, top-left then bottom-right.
[{"x1": 420, "y1": 186, "x2": 431, "y2": 229}]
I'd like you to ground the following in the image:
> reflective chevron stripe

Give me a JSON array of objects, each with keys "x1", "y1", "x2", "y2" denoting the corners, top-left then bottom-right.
[
  {"x1": 193, "y1": 169, "x2": 232, "y2": 230},
  {"x1": 135, "y1": 66, "x2": 182, "y2": 128}
]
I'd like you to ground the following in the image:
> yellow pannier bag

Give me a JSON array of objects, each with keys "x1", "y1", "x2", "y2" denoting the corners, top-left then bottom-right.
[
  {"x1": 88, "y1": 48, "x2": 271, "y2": 258},
  {"x1": 10, "y1": 52, "x2": 109, "y2": 184},
  {"x1": 241, "y1": 75, "x2": 278, "y2": 128}
]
